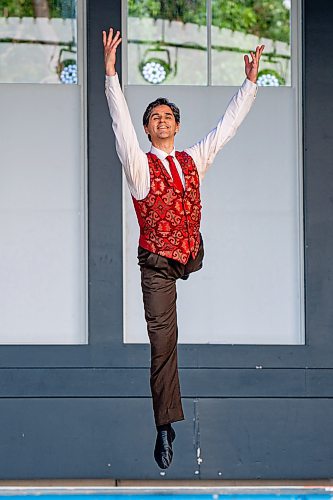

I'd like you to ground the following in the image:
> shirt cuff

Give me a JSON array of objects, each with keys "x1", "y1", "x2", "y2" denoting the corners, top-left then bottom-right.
[
  {"x1": 105, "y1": 73, "x2": 119, "y2": 87},
  {"x1": 242, "y1": 78, "x2": 258, "y2": 99},
  {"x1": 243, "y1": 77, "x2": 258, "y2": 97}
]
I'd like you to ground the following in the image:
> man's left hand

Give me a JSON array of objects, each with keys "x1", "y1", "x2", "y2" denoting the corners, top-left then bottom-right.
[{"x1": 244, "y1": 45, "x2": 265, "y2": 83}]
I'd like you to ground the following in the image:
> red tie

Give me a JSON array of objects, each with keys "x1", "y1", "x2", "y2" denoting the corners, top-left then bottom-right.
[{"x1": 166, "y1": 155, "x2": 184, "y2": 192}]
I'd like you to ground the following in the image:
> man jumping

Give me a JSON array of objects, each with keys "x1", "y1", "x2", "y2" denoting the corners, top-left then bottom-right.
[{"x1": 103, "y1": 27, "x2": 264, "y2": 469}]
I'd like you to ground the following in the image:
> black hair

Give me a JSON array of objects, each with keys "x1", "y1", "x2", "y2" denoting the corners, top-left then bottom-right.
[{"x1": 143, "y1": 97, "x2": 180, "y2": 142}]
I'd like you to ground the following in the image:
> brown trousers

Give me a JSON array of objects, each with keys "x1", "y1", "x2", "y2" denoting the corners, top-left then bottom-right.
[{"x1": 138, "y1": 236, "x2": 204, "y2": 427}]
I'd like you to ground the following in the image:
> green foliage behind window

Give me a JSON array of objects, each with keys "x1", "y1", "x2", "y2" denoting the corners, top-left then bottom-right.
[
  {"x1": 0, "y1": 0, "x2": 76, "y2": 18},
  {"x1": 128, "y1": 0, "x2": 290, "y2": 43},
  {"x1": 128, "y1": 0, "x2": 207, "y2": 25}
]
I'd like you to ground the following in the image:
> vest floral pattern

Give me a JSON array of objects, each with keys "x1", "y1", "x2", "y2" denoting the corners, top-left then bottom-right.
[{"x1": 132, "y1": 151, "x2": 202, "y2": 264}]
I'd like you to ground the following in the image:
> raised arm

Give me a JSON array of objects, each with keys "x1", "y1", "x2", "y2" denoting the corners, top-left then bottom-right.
[
  {"x1": 186, "y1": 45, "x2": 264, "y2": 181},
  {"x1": 103, "y1": 28, "x2": 150, "y2": 200}
]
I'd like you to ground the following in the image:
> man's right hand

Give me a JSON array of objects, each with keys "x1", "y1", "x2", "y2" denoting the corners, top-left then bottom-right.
[{"x1": 103, "y1": 28, "x2": 122, "y2": 76}]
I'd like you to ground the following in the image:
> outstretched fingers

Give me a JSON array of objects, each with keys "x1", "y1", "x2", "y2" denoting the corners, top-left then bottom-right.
[
  {"x1": 102, "y1": 28, "x2": 112, "y2": 47},
  {"x1": 113, "y1": 37, "x2": 122, "y2": 50},
  {"x1": 256, "y1": 44, "x2": 265, "y2": 61},
  {"x1": 112, "y1": 30, "x2": 120, "y2": 43},
  {"x1": 102, "y1": 28, "x2": 113, "y2": 47},
  {"x1": 102, "y1": 28, "x2": 122, "y2": 50},
  {"x1": 110, "y1": 30, "x2": 122, "y2": 49},
  {"x1": 102, "y1": 30, "x2": 106, "y2": 46},
  {"x1": 249, "y1": 45, "x2": 264, "y2": 65},
  {"x1": 107, "y1": 27, "x2": 114, "y2": 47},
  {"x1": 102, "y1": 28, "x2": 122, "y2": 49}
]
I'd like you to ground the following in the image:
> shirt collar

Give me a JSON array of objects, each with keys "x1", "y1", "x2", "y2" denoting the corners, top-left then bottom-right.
[{"x1": 150, "y1": 145, "x2": 176, "y2": 161}]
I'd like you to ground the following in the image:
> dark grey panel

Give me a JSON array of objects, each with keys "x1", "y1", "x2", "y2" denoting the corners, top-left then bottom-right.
[
  {"x1": 199, "y1": 398, "x2": 333, "y2": 479},
  {"x1": 87, "y1": 0, "x2": 123, "y2": 344},
  {"x1": 1, "y1": 344, "x2": 333, "y2": 369},
  {"x1": 303, "y1": 0, "x2": 333, "y2": 348},
  {"x1": 0, "y1": 398, "x2": 197, "y2": 480},
  {"x1": 0, "y1": 398, "x2": 332, "y2": 480},
  {"x1": 1, "y1": 345, "x2": 333, "y2": 369},
  {"x1": 306, "y1": 369, "x2": 333, "y2": 397},
  {"x1": 2, "y1": 368, "x2": 333, "y2": 398},
  {"x1": 0, "y1": 368, "x2": 314, "y2": 398}
]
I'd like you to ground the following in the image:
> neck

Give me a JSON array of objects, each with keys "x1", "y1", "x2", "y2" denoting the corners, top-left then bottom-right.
[{"x1": 151, "y1": 139, "x2": 175, "y2": 154}]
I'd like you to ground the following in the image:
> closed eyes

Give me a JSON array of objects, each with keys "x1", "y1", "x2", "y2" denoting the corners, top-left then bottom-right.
[{"x1": 152, "y1": 114, "x2": 173, "y2": 120}]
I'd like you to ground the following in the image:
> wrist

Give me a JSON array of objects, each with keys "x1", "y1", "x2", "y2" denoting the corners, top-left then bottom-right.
[{"x1": 105, "y1": 67, "x2": 116, "y2": 77}]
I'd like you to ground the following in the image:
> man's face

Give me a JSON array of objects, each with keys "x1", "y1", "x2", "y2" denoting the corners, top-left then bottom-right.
[{"x1": 144, "y1": 105, "x2": 180, "y2": 144}]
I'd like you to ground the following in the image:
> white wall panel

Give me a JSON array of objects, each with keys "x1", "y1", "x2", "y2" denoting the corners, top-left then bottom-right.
[
  {"x1": 0, "y1": 84, "x2": 85, "y2": 344},
  {"x1": 123, "y1": 85, "x2": 303, "y2": 344}
]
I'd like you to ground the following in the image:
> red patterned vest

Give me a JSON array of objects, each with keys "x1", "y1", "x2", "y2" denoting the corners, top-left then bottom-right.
[{"x1": 132, "y1": 151, "x2": 202, "y2": 264}]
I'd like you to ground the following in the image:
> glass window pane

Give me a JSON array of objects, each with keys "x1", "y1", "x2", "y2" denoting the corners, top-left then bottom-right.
[
  {"x1": 211, "y1": 0, "x2": 291, "y2": 86},
  {"x1": 0, "y1": 0, "x2": 77, "y2": 84},
  {"x1": 128, "y1": 0, "x2": 207, "y2": 85}
]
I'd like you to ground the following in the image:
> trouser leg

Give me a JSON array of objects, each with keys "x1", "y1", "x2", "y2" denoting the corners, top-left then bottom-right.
[
  {"x1": 138, "y1": 237, "x2": 205, "y2": 427},
  {"x1": 139, "y1": 251, "x2": 184, "y2": 427}
]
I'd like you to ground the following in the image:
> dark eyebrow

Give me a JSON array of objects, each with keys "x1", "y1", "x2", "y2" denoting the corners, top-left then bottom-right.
[{"x1": 151, "y1": 111, "x2": 174, "y2": 118}]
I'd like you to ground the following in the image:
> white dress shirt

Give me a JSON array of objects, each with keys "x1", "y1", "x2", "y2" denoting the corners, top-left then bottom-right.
[{"x1": 105, "y1": 74, "x2": 258, "y2": 200}]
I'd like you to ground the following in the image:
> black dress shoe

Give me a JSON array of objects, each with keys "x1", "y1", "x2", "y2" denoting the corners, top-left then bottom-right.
[{"x1": 154, "y1": 425, "x2": 176, "y2": 469}]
